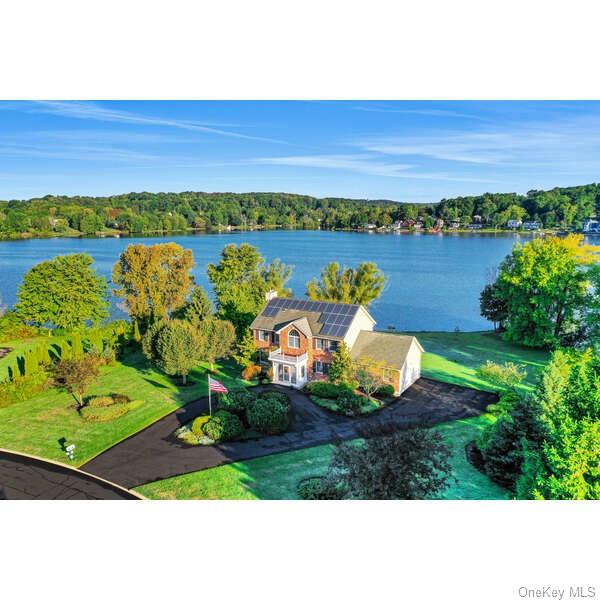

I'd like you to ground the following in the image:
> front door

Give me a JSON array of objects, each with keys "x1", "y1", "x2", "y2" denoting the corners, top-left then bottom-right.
[{"x1": 277, "y1": 363, "x2": 297, "y2": 385}]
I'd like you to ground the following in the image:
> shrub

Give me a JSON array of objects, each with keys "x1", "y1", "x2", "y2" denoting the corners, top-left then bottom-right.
[
  {"x1": 246, "y1": 397, "x2": 290, "y2": 435},
  {"x1": 375, "y1": 384, "x2": 395, "y2": 398},
  {"x1": 258, "y1": 390, "x2": 290, "y2": 410},
  {"x1": 242, "y1": 363, "x2": 262, "y2": 381},
  {"x1": 218, "y1": 389, "x2": 257, "y2": 414},
  {"x1": 304, "y1": 381, "x2": 344, "y2": 399},
  {"x1": 202, "y1": 410, "x2": 244, "y2": 441},
  {"x1": 476, "y1": 360, "x2": 527, "y2": 390},
  {"x1": 0, "y1": 372, "x2": 49, "y2": 408},
  {"x1": 261, "y1": 377, "x2": 270, "y2": 385},
  {"x1": 191, "y1": 415, "x2": 211, "y2": 435},
  {"x1": 297, "y1": 476, "x2": 346, "y2": 500},
  {"x1": 80, "y1": 404, "x2": 129, "y2": 422},
  {"x1": 337, "y1": 392, "x2": 366, "y2": 416}
]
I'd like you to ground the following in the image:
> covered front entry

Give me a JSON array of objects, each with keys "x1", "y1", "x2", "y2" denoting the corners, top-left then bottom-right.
[{"x1": 269, "y1": 349, "x2": 308, "y2": 388}]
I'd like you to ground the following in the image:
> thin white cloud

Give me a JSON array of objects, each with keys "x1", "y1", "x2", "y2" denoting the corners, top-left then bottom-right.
[
  {"x1": 354, "y1": 114, "x2": 600, "y2": 167},
  {"x1": 27, "y1": 101, "x2": 288, "y2": 144},
  {"x1": 351, "y1": 105, "x2": 488, "y2": 121},
  {"x1": 250, "y1": 153, "x2": 496, "y2": 183}
]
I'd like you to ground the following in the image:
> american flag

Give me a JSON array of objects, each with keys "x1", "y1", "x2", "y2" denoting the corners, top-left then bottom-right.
[{"x1": 208, "y1": 376, "x2": 228, "y2": 394}]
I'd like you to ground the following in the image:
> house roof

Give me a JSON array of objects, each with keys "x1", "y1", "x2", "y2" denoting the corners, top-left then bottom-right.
[
  {"x1": 273, "y1": 316, "x2": 313, "y2": 338},
  {"x1": 350, "y1": 331, "x2": 424, "y2": 371},
  {"x1": 251, "y1": 297, "x2": 366, "y2": 340}
]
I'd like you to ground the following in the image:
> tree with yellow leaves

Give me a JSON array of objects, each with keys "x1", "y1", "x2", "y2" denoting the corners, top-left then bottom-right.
[
  {"x1": 112, "y1": 243, "x2": 194, "y2": 326},
  {"x1": 494, "y1": 234, "x2": 600, "y2": 348}
]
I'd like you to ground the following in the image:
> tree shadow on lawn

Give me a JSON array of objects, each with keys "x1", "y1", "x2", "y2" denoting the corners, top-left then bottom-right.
[{"x1": 119, "y1": 347, "x2": 255, "y2": 412}]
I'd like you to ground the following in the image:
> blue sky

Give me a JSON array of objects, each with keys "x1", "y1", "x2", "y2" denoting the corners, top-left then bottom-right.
[{"x1": 1, "y1": 100, "x2": 600, "y2": 202}]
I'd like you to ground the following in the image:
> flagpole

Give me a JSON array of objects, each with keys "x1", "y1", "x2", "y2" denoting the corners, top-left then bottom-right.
[{"x1": 208, "y1": 376, "x2": 212, "y2": 416}]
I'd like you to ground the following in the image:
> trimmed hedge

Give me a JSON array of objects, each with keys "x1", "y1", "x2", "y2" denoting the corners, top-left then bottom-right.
[
  {"x1": 203, "y1": 410, "x2": 244, "y2": 441},
  {"x1": 246, "y1": 397, "x2": 289, "y2": 435},
  {"x1": 304, "y1": 381, "x2": 356, "y2": 399}
]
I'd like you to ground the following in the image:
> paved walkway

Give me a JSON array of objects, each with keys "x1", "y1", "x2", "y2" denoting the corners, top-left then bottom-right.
[
  {"x1": 0, "y1": 450, "x2": 140, "y2": 500},
  {"x1": 83, "y1": 378, "x2": 496, "y2": 489}
]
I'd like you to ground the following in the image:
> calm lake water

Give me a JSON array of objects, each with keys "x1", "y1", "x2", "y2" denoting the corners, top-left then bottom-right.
[{"x1": 0, "y1": 230, "x2": 546, "y2": 332}]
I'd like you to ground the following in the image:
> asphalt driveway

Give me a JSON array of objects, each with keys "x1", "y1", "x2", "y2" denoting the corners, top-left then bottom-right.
[
  {"x1": 82, "y1": 378, "x2": 496, "y2": 489},
  {"x1": 0, "y1": 450, "x2": 139, "y2": 500}
]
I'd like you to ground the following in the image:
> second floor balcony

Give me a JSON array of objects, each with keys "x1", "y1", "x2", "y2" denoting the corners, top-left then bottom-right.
[{"x1": 268, "y1": 347, "x2": 308, "y2": 363}]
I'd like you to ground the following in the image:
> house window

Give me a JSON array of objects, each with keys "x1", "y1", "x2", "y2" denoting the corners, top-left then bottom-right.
[
  {"x1": 314, "y1": 338, "x2": 339, "y2": 352},
  {"x1": 258, "y1": 330, "x2": 270, "y2": 343},
  {"x1": 382, "y1": 368, "x2": 394, "y2": 383},
  {"x1": 288, "y1": 329, "x2": 300, "y2": 349},
  {"x1": 313, "y1": 361, "x2": 330, "y2": 375}
]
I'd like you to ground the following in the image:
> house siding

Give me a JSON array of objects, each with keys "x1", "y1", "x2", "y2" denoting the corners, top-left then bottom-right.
[
  {"x1": 343, "y1": 306, "x2": 375, "y2": 348},
  {"x1": 398, "y1": 340, "x2": 422, "y2": 394}
]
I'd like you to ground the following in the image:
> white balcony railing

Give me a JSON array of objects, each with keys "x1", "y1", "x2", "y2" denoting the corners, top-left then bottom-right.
[{"x1": 268, "y1": 348, "x2": 308, "y2": 363}]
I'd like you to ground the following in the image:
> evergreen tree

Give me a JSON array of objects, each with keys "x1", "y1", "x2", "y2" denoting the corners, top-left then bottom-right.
[
  {"x1": 329, "y1": 342, "x2": 354, "y2": 385},
  {"x1": 232, "y1": 329, "x2": 257, "y2": 368}
]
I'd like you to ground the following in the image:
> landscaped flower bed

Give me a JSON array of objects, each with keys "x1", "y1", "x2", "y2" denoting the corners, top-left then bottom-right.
[
  {"x1": 174, "y1": 389, "x2": 292, "y2": 446},
  {"x1": 80, "y1": 393, "x2": 143, "y2": 422},
  {"x1": 304, "y1": 381, "x2": 395, "y2": 417}
]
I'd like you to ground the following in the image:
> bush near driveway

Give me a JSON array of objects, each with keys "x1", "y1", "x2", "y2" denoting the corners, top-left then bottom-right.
[
  {"x1": 257, "y1": 390, "x2": 290, "y2": 410},
  {"x1": 203, "y1": 410, "x2": 244, "y2": 441},
  {"x1": 246, "y1": 397, "x2": 290, "y2": 435},
  {"x1": 218, "y1": 389, "x2": 256, "y2": 415}
]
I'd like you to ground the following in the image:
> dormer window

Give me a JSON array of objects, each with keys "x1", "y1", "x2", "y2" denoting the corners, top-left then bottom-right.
[{"x1": 288, "y1": 329, "x2": 300, "y2": 349}]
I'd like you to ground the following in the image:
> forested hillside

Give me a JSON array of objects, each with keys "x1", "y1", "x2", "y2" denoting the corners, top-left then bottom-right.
[{"x1": 0, "y1": 184, "x2": 598, "y2": 239}]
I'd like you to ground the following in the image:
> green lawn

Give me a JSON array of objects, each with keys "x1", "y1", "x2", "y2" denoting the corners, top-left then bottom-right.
[
  {"x1": 0, "y1": 349, "x2": 253, "y2": 466},
  {"x1": 409, "y1": 330, "x2": 550, "y2": 392},
  {"x1": 135, "y1": 415, "x2": 509, "y2": 500}
]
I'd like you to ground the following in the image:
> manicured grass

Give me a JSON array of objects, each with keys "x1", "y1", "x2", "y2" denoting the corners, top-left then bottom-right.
[
  {"x1": 435, "y1": 415, "x2": 510, "y2": 500},
  {"x1": 135, "y1": 415, "x2": 509, "y2": 500},
  {"x1": 135, "y1": 444, "x2": 335, "y2": 500},
  {"x1": 407, "y1": 331, "x2": 550, "y2": 392},
  {"x1": 0, "y1": 348, "x2": 253, "y2": 466}
]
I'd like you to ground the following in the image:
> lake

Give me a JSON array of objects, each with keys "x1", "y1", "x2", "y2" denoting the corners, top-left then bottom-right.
[{"x1": 0, "y1": 230, "x2": 541, "y2": 332}]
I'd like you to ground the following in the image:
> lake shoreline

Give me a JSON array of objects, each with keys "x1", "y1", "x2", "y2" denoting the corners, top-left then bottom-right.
[{"x1": 0, "y1": 225, "x2": 563, "y2": 244}]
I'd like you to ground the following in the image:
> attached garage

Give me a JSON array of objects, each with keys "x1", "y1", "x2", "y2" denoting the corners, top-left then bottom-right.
[{"x1": 350, "y1": 332, "x2": 424, "y2": 396}]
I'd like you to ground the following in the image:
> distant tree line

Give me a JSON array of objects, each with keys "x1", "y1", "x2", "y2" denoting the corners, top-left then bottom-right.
[{"x1": 0, "y1": 183, "x2": 598, "y2": 239}]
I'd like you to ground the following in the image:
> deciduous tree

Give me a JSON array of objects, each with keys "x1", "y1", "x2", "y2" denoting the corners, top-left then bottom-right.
[
  {"x1": 207, "y1": 243, "x2": 292, "y2": 334},
  {"x1": 493, "y1": 235, "x2": 600, "y2": 348},
  {"x1": 306, "y1": 262, "x2": 385, "y2": 306},
  {"x1": 15, "y1": 253, "x2": 108, "y2": 331},
  {"x1": 54, "y1": 355, "x2": 101, "y2": 407},
  {"x1": 112, "y1": 243, "x2": 194, "y2": 325}
]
